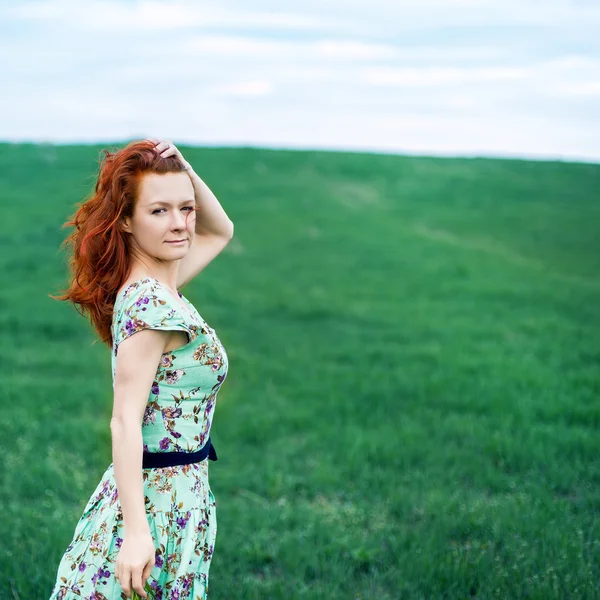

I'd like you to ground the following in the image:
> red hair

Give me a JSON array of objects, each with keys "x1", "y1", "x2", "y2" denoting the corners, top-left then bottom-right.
[{"x1": 50, "y1": 139, "x2": 189, "y2": 347}]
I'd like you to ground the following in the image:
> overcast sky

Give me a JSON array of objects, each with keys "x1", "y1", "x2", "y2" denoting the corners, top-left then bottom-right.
[{"x1": 1, "y1": 0, "x2": 599, "y2": 161}]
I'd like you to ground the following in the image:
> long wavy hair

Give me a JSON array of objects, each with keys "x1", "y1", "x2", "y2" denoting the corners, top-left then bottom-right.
[{"x1": 50, "y1": 139, "x2": 190, "y2": 347}]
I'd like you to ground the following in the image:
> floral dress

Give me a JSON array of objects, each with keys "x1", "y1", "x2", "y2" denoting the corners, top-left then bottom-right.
[{"x1": 49, "y1": 276, "x2": 229, "y2": 600}]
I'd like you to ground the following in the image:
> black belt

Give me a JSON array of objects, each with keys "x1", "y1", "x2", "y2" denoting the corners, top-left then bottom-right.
[{"x1": 142, "y1": 437, "x2": 218, "y2": 468}]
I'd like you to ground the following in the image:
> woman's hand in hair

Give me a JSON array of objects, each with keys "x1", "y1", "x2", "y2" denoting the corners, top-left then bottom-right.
[{"x1": 147, "y1": 138, "x2": 191, "y2": 171}]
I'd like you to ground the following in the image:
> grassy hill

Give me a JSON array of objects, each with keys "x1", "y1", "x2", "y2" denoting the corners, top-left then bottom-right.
[{"x1": 0, "y1": 142, "x2": 598, "y2": 599}]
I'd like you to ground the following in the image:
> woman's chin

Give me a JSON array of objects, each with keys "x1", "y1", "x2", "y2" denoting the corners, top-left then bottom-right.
[{"x1": 160, "y1": 247, "x2": 188, "y2": 259}]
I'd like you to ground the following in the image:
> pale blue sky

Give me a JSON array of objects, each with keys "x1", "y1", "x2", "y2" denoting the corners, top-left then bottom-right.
[{"x1": 1, "y1": 0, "x2": 599, "y2": 161}]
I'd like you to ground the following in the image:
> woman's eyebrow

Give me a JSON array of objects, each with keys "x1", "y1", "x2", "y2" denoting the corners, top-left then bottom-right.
[{"x1": 148, "y1": 199, "x2": 195, "y2": 206}]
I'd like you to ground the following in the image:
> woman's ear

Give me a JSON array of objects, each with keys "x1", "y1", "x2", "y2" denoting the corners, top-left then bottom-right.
[{"x1": 120, "y1": 216, "x2": 132, "y2": 233}]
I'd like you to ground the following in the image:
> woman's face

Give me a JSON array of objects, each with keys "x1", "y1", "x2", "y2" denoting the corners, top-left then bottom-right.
[{"x1": 122, "y1": 171, "x2": 196, "y2": 262}]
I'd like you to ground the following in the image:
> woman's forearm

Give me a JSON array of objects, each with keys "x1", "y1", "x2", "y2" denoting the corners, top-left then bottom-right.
[
  {"x1": 110, "y1": 419, "x2": 150, "y2": 536},
  {"x1": 185, "y1": 164, "x2": 234, "y2": 239}
]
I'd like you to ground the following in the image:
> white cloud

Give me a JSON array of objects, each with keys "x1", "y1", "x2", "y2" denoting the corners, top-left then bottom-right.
[
  {"x1": 212, "y1": 80, "x2": 273, "y2": 97},
  {"x1": 312, "y1": 41, "x2": 399, "y2": 60},
  {"x1": 5, "y1": 0, "x2": 325, "y2": 32},
  {"x1": 361, "y1": 66, "x2": 529, "y2": 87},
  {"x1": 240, "y1": 0, "x2": 600, "y2": 28},
  {"x1": 9, "y1": 0, "x2": 600, "y2": 37},
  {"x1": 180, "y1": 36, "x2": 401, "y2": 62},
  {"x1": 558, "y1": 82, "x2": 600, "y2": 97}
]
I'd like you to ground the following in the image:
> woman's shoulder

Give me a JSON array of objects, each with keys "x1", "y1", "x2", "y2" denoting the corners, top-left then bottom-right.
[
  {"x1": 114, "y1": 276, "x2": 153, "y2": 310},
  {"x1": 112, "y1": 277, "x2": 179, "y2": 327},
  {"x1": 116, "y1": 276, "x2": 159, "y2": 302},
  {"x1": 111, "y1": 277, "x2": 189, "y2": 347}
]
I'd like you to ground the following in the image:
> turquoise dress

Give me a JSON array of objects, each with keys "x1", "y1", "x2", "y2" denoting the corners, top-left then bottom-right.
[{"x1": 49, "y1": 276, "x2": 229, "y2": 600}]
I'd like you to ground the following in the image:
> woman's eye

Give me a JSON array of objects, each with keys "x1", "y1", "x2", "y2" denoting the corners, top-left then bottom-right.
[{"x1": 152, "y1": 207, "x2": 194, "y2": 214}]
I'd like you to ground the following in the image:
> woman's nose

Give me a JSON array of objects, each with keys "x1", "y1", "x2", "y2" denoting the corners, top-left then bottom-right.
[{"x1": 171, "y1": 210, "x2": 187, "y2": 229}]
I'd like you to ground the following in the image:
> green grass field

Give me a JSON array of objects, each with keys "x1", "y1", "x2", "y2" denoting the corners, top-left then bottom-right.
[{"x1": 0, "y1": 142, "x2": 599, "y2": 599}]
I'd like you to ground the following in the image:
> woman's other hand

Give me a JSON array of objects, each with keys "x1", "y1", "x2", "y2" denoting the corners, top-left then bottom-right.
[{"x1": 114, "y1": 532, "x2": 155, "y2": 599}]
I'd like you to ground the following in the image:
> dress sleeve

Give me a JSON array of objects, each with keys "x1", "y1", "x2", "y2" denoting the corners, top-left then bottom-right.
[{"x1": 113, "y1": 280, "x2": 192, "y2": 350}]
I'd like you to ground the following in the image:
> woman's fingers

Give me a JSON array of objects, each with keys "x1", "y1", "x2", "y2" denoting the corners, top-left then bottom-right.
[
  {"x1": 162, "y1": 145, "x2": 180, "y2": 158},
  {"x1": 156, "y1": 140, "x2": 175, "y2": 157},
  {"x1": 120, "y1": 567, "x2": 132, "y2": 597},
  {"x1": 142, "y1": 560, "x2": 155, "y2": 584},
  {"x1": 147, "y1": 138, "x2": 168, "y2": 151},
  {"x1": 115, "y1": 563, "x2": 122, "y2": 590},
  {"x1": 146, "y1": 137, "x2": 182, "y2": 160},
  {"x1": 155, "y1": 141, "x2": 169, "y2": 153},
  {"x1": 133, "y1": 568, "x2": 148, "y2": 598},
  {"x1": 116, "y1": 565, "x2": 152, "y2": 598}
]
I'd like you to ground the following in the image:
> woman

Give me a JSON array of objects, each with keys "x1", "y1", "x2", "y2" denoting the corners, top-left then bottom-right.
[{"x1": 48, "y1": 138, "x2": 234, "y2": 600}]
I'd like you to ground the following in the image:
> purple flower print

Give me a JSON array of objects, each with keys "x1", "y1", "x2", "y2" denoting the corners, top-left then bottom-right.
[
  {"x1": 163, "y1": 407, "x2": 182, "y2": 419},
  {"x1": 159, "y1": 437, "x2": 171, "y2": 450},
  {"x1": 172, "y1": 431, "x2": 182, "y2": 438},
  {"x1": 124, "y1": 319, "x2": 136, "y2": 336},
  {"x1": 181, "y1": 574, "x2": 193, "y2": 592},
  {"x1": 135, "y1": 296, "x2": 150, "y2": 307},
  {"x1": 155, "y1": 553, "x2": 164, "y2": 569},
  {"x1": 78, "y1": 562, "x2": 86, "y2": 572},
  {"x1": 116, "y1": 537, "x2": 123, "y2": 548},
  {"x1": 165, "y1": 369, "x2": 184, "y2": 384},
  {"x1": 143, "y1": 405, "x2": 156, "y2": 425},
  {"x1": 151, "y1": 382, "x2": 160, "y2": 395},
  {"x1": 86, "y1": 593, "x2": 109, "y2": 600},
  {"x1": 161, "y1": 354, "x2": 174, "y2": 368},
  {"x1": 170, "y1": 588, "x2": 180, "y2": 600},
  {"x1": 150, "y1": 581, "x2": 164, "y2": 600},
  {"x1": 91, "y1": 566, "x2": 109, "y2": 585},
  {"x1": 176, "y1": 511, "x2": 191, "y2": 529}
]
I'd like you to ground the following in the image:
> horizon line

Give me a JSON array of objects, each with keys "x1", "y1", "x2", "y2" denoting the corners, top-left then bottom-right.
[{"x1": 1, "y1": 137, "x2": 598, "y2": 166}]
